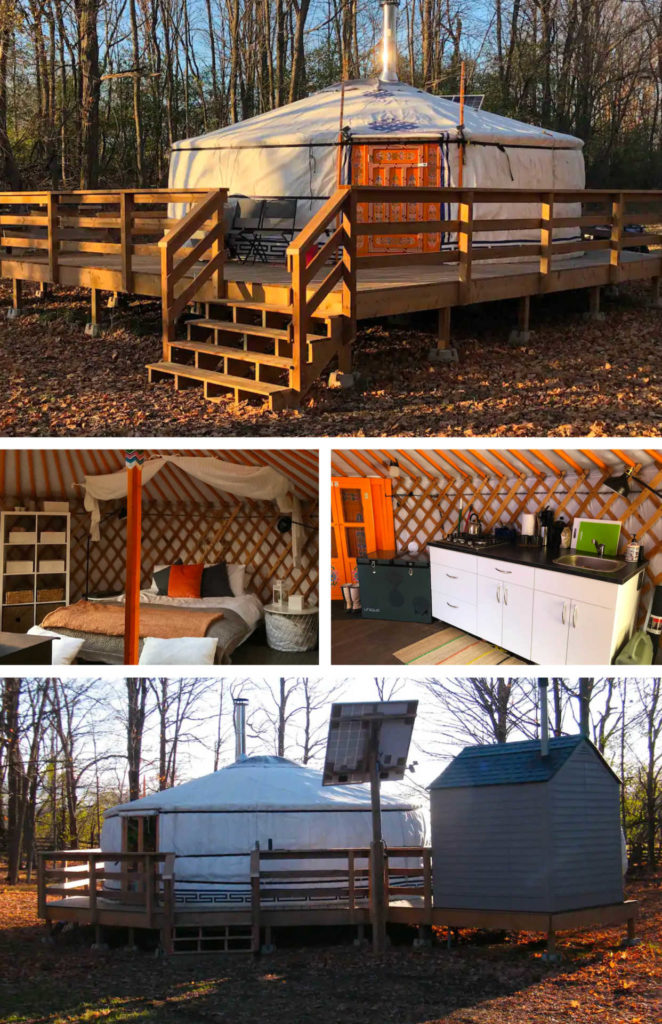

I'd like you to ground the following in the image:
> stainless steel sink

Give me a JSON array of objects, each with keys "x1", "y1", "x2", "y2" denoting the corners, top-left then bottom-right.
[{"x1": 553, "y1": 554, "x2": 626, "y2": 573}]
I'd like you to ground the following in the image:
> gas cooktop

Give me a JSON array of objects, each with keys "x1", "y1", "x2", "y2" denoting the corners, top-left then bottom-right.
[{"x1": 445, "y1": 533, "x2": 508, "y2": 551}]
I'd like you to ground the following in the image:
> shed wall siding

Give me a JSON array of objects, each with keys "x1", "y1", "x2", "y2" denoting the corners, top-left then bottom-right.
[
  {"x1": 431, "y1": 785, "x2": 550, "y2": 912},
  {"x1": 548, "y1": 744, "x2": 623, "y2": 912}
]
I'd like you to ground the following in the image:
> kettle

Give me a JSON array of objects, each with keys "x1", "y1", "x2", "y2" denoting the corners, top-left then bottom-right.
[{"x1": 466, "y1": 509, "x2": 482, "y2": 536}]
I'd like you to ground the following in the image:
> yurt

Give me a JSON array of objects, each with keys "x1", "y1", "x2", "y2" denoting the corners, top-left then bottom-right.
[
  {"x1": 169, "y1": 2, "x2": 585, "y2": 250},
  {"x1": 101, "y1": 754, "x2": 428, "y2": 905}
]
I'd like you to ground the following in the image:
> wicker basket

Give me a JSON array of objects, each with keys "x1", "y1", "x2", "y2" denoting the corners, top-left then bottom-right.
[
  {"x1": 6, "y1": 589, "x2": 33, "y2": 605},
  {"x1": 265, "y1": 610, "x2": 318, "y2": 652},
  {"x1": 37, "y1": 587, "x2": 65, "y2": 603}
]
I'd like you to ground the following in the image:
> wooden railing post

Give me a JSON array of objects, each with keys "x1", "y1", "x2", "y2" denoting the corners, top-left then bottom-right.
[
  {"x1": 37, "y1": 853, "x2": 46, "y2": 918},
  {"x1": 160, "y1": 239, "x2": 174, "y2": 359},
  {"x1": 423, "y1": 848, "x2": 432, "y2": 914},
  {"x1": 289, "y1": 248, "x2": 306, "y2": 394},
  {"x1": 161, "y1": 853, "x2": 175, "y2": 955},
  {"x1": 47, "y1": 193, "x2": 59, "y2": 285},
  {"x1": 348, "y1": 850, "x2": 355, "y2": 913},
  {"x1": 211, "y1": 190, "x2": 225, "y2": 300},
  {"x1": 341, "y1": 189, "x2": 357, "y2": 345},
  {"x1": 250, "y1": 847, "x2": 261, "y2": 953},
  {"x1": 144, "y1": 854, "x2": 154, "y2": 927},
  {"x1": 540, "y1": 191, "x2": 554, "y2": 290},
  {"x1": 120, "y1": 192, "x2": 134, "y2": 293},
  {"x1": 458, "y1": 191, "x2": 473, "y2": 302},
  {"x1": 610, "y1": 191, "x2": 623, "y2": 285},
  {"x1": 88, "y1": 854, "x2": 98, "y2": 924}
]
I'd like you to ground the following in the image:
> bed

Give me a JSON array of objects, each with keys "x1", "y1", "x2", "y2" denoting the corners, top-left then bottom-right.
[{"x1": 31, "y1": 589, "x2": 264, "y2": 665}]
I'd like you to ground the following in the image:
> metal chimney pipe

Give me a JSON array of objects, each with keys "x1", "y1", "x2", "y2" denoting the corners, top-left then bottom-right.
[
  {"x1": 233, "y1": 698, "x2": 248, "y2": 760},
  {"x1": 539, "y1": 678, "x2": 549, "y2": 757},
  {"x1": 380, "y1": 0, "x2": 399, "y2": 83},
  {"x1": 579, "y1": 678, "x2": 591, "y2": 738}
]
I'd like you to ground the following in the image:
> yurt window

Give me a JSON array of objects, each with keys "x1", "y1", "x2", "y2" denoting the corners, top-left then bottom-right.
[{"x1": 123, "y1": 815, "x2": 158, "y2": 853}]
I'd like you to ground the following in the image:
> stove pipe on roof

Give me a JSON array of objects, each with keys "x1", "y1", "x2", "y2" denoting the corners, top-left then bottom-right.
[
  {"x1": 380, "y1": 0, "x2": 399, "y2": 83},
  {"x1": 233, "y1": 697, "x2": 249, "y2": 760},
  {"x1": 538, "y1": 679, "x2": 549, "y2": 758}
]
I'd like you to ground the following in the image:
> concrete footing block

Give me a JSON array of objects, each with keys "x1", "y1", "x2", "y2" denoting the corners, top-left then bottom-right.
[
  {"x1": 91, "y1": 942, "x2": 109, "y2": 952},
  {"x1": 6, "y1": 307, "x2": 22, "y2": 320},
  {"x1": 328, "y1": 370, "x2": 357, "y2": 389},
  {"x1": 582, "y1": 311, "x2": 606, "y2": 322},
  {"x1": 84, "y1": 322, "x2": 103, "y2": 338},
  {"x1": 260, "y1": 943, "x2": 276, "y2": 955},
  {"x1": 541, "y1": 951, "x2": 563, "y2": 964},
  {"x1": 428, "y1": 346, "x2": 459, "y2": 364},
  {"x1": 508, "y1": 329, "x2": 531, "y2": 346},
  {"x1": 620, "y1": 936, "x2": 642, "y2": 948}
]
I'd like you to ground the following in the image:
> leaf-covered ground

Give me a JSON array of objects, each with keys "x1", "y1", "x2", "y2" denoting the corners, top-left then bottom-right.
[
  {"x1": 1, "y1": 871, "x2": 661, "y2": 1023},
  {"x1": 1, "y1": 282, "x2": 661, "y2": 437}
]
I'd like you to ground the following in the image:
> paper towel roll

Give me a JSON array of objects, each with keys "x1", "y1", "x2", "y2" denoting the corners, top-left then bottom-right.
[{"x1": 521, "y1": 513, "x2": 535, "y2": 536}]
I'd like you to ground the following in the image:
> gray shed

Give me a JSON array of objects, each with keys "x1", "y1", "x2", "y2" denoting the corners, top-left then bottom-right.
[{"x1": 429, "y1": 735, "x2": 624, "y2": 914}]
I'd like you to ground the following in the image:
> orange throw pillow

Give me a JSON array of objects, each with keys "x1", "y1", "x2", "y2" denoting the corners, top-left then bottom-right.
[{"x1": 167, "y1": 563, "x2": 204, "y2": 599}]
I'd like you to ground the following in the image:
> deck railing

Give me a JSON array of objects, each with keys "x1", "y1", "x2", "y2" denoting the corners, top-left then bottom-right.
[
  {"x1": 158, "y1": 188, "x2": 227, "y2": 356},
  {"x1": 0, "y1": 188, "x2": 209, "y2": 290},
  {"x1": 38, "y1": 849, "x2": 170, "y2": 928}
]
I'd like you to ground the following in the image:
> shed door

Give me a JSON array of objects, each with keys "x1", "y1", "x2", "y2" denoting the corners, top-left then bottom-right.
[{"x1": 351, "y1": 142, "x2": 442, "y2": 255}]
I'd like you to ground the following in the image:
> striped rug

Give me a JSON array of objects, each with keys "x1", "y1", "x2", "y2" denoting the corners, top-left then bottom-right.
[{"x1": 394, "y1": 626, "x2": 527, "y2": 666}]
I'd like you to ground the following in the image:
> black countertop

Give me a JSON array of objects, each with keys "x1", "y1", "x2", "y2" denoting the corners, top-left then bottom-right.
[{"x1": 427, "y1": 539, "x2": 647, "y2": 586}]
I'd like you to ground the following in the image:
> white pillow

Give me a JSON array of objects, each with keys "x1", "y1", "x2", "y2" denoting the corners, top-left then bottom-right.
[
  {"x1": 138, "y1": 636, "x2": 217, "y2": 665},
  {"x1": 227, "y1": 563, "x2": 247, "y2": 596},
  {"x1": 27, "y1": 626, "x2": 84, "y2": 665}
]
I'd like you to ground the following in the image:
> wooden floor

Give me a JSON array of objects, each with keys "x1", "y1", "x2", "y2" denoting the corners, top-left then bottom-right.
[
  {"x1": 331, "y1": 600, "x2": 447, "y2": 665},
  {"x1": 3, "y1": 248, "x2": 660, "y2": 321}
]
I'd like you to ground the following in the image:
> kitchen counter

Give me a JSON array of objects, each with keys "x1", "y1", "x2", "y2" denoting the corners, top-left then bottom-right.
[{"x1": 427, "y1": 540, "x2": 647, "y2": 586}]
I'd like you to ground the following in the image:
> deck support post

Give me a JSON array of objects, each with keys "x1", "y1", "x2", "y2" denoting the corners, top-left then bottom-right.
[
  {"x1": 261, "y1": 925, "x2": 275, "y2": 955},
  {"x1": 353, "y1": 923, "x2": 367, "y2": 947},
  {"x1": 428, "y1": 307, "x2": 458, "y2": 363},
  {"x1": 85, "y1": 288, "x2": 103, "y2": 338},
  {"x1": 7, "y1": 278, "x2": 22, "y2": 318},
  {"x1": 586, "y1": 285, "x2": 604, "y2": 321},
  {"x1": 542, "y1": 927, "x2": 562, "y2": 964},
  {"x1": 650, "y1": 276, "x2": 662, "y2": 308},
  {"x1": 509, "y1": 295, "x2": 531, "y2": 345}
]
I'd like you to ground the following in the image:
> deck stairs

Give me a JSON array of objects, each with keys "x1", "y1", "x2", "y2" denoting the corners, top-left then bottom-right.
[
  {"x1": 170, "y1": 922, "x2": 257, "y2": 954},
  {"x1": 147, "y1": 296, "x2": 346, "y2": 411}
]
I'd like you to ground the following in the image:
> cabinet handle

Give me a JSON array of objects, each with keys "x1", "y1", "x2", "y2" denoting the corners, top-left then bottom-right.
[
  {"x1": 562, "y1": 601, "x2": 568, "y2": 624},
  {"x1": 446, "y1": 602, "x2": 458, "y2": 609},
  {"x1": 446, "y1": 573, "x2": 458, "y2": 579},
  {"x1": 504, "y1": 586, "x2": 508, "y2": 606},
  {"x1": 572, "y1": 604, "x2": 578, "y2": 628},
  {"x1": 495, "y1": 567, "x2": 512, "y2": 574},
  {"x1": 496, "y1": 584, "x2": 501, "y2": 603}
]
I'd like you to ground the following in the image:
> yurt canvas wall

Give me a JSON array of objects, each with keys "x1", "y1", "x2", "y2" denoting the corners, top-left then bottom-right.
[
  {"x1": 0, "y1": 449, "x2": 319, "y2": 606},
  {"x1": 331, "y1": 448, "x2": 662, "y2": 618}
]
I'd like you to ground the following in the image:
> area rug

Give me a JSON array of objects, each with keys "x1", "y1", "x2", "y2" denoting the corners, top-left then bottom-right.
[{"x1": 393, "y1": 626, "x2": 527, "y2": 666}]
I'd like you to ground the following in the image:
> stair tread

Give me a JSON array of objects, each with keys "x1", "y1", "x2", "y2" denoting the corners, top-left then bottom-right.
[
  {"x1": 221, "y1": 299, "x2": 293, "y2": 314},
  {"x1": 189, "y1": 317, "x2": 328, "y2": 344},
  {"x1": 172, "y1": 339, "x2": 294, "y2": 369},
  {"x1": 189, "y1": 318, "x2": 289, "y2": 340},
  {"x1": 146, "y1": 361, "x2": 289, "y2": 395}
]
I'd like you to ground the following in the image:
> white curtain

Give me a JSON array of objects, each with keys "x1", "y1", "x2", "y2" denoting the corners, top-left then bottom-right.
[{"x1": 83, "y1": 456, "x2": 304, "y2": 565}]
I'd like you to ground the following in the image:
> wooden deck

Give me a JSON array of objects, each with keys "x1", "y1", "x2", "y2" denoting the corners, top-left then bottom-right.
[
  {"x1": 3, "y1": 237, "x2": 660, "y2": 318},
  {"x1": 38, "y1": 847, "x2": 639, "y2": 957},
  {"x1": 2, "y1": 186, "x2": 662, "y2": 406}
]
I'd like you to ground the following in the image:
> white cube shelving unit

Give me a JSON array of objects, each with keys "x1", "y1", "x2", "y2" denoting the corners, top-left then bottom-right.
[{"x1": 1, "y1": 510, "x2": 71, "y2": 633}]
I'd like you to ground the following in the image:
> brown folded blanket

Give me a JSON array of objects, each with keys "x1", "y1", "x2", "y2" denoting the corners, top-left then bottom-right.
[{"x1": 42, "y1": 600, "x2": 224, "y2": 639}]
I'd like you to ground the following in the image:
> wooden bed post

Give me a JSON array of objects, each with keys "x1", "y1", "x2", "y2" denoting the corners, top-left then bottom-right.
[{"x1": 123, "y1": 451, "x2": 144, "y2": 665}]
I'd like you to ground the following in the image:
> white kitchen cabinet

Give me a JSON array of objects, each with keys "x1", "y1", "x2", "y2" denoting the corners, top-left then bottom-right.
[
  {"x1": 429, "y1": 544, "x2": 643, "y2": 664},
  {"x1": 476, "y1": 576, "x2": 533, "y2": 659}
]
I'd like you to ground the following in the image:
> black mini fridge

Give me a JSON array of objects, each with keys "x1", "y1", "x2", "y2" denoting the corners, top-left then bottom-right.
[{"x1": 356, "y1": 549, "x2": 432, "y2": 623}]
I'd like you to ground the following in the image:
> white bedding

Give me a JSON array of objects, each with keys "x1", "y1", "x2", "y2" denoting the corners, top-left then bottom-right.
[{"x1": 106, "y1": 590, "x2": 264, "y2": 632}]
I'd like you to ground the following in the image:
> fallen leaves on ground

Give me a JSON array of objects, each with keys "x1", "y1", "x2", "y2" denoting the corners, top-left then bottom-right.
[
  {"x1": 0, "y1": 283, "x2": 661, "y2": 437},
  {"x1": 0, "y1": 872, "x2": 660, "y2": 1024}
]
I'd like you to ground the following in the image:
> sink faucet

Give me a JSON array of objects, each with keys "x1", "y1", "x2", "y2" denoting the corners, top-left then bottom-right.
[{"x1": 593, "y1": 539, "x2": 605, "y2": 558}]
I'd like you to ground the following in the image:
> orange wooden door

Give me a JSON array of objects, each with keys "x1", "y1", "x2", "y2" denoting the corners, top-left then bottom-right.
[
  {"x1": 331, "y1": 477, "x2": 396, "y2": 599},
  {"x1": 352, "y1": 142, "x2": 442, "y2": 255}
]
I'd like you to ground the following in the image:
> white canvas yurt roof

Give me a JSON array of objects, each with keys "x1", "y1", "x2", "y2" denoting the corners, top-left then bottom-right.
[
  {"x1": 173, "y1": 78, "x2": 582, "y2": 153},
  {"x1": 101, "y1": 755, "x2": 427, "y2": 903}
]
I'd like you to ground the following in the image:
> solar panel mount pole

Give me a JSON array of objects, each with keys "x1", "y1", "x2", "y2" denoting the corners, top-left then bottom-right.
[{"x1": 369, "y1": 720, "x2": 387, "y2": 955}]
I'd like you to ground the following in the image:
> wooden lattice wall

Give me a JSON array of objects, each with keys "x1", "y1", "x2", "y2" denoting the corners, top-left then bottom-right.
[{"x1": 386, "y1": 467, "x2": 662, "y2": 620}]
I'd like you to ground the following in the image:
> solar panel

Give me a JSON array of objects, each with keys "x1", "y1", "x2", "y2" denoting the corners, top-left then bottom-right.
[
  {"x1": 441, "y1": 94, "x2": 485, "y2": 110},
  {"x1": 322, "y1": 700, "x2": 418, "y2": 786}
]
